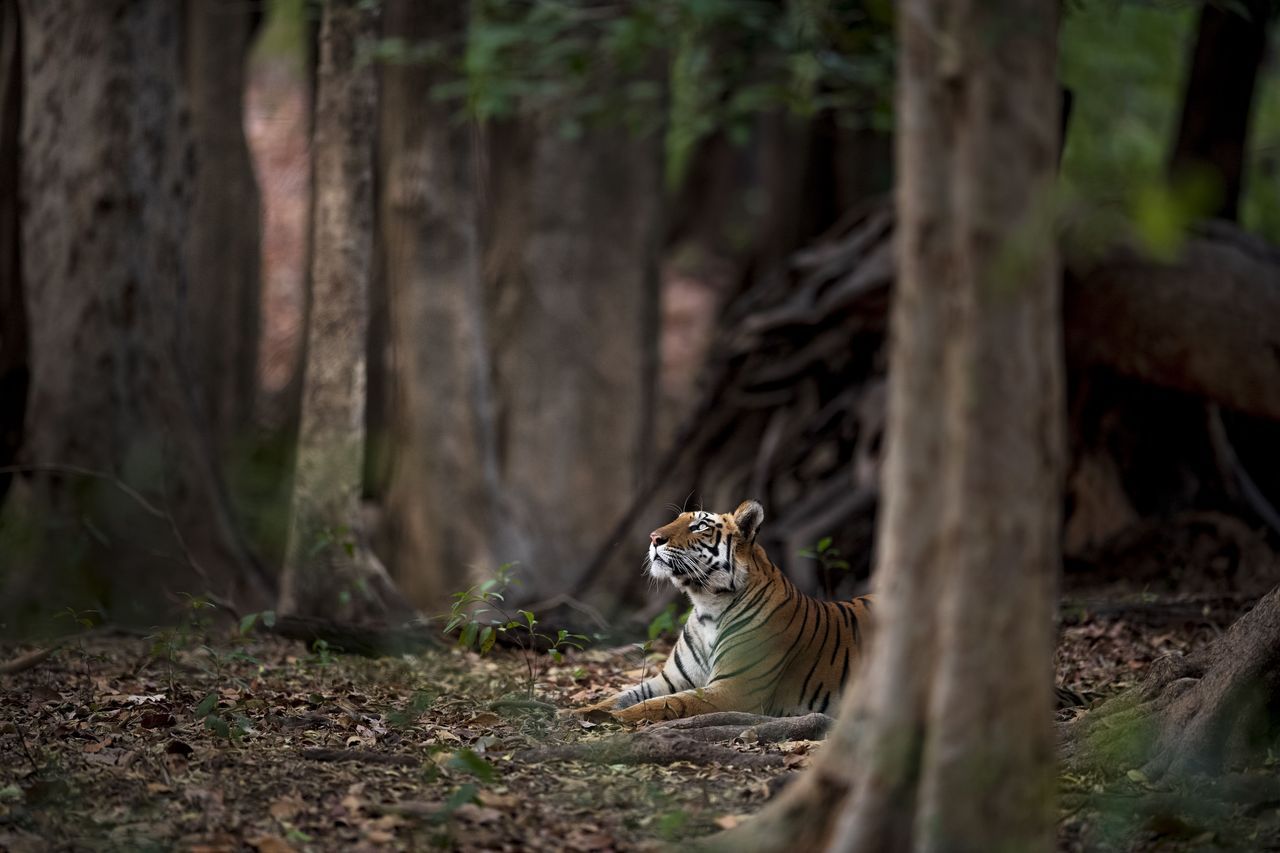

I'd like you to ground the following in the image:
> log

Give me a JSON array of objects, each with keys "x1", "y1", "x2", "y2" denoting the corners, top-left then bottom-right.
[{"x1": 1065, "y1": 225, "x2": 1280, "y2": 422}]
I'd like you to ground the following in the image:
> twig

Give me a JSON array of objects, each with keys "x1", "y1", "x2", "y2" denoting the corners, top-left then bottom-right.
[
  {"x1": 9, "y1": 713, "x2": 39, "y2": 773},
  {"x1": 1207, "y1": 404, "x2": 1280, "y2": 538},
  {"x1": 0, "y1": 646, "x2": 58, "y2": 676},
  {"x1": 0, "y1": 463, "x2": 167, "y2": 518}
]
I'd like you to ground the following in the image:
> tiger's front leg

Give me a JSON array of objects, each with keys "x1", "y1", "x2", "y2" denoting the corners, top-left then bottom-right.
[
  {"x1": 569, "y1": 674, "x2": 678, "y2": 718},
  {"x1": 609, "y1": 684, "x2": 733, "y2": 724}
]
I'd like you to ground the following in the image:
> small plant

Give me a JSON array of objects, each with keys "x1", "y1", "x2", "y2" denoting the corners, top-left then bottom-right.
[
  {"x1": 799, "y1": 536, "x2": 852, "y2": 598},
  {"x1": 634, "y1": 603, "x2": 689, "y2": 679},
  {"x1": 194, "y1": 691, "x2": 252, "y2": 744},
  {"x1": 146, "y1": 594, "x2": 217, "y2": 693},
  {"x1": 443, "y1": 564, "x2": 589, "y2": 697}
]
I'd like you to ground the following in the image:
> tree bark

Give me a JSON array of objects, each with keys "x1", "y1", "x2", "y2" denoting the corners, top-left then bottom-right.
[
  {"x1": 184, "y1": 0, "x2": 262, "y2": 469},
  {"x1": 1168, "y1": 0, "x2": 1271, "y2": 220},
  {"x1": 277, "y1": 0, "x2": 413, "y2": 622},
  {"x1": 712, "y1": 1, "x2": 1064, "y2": 849},
  {"x1": 1063, "y1": 580, "x2": 1280, "y2": 781},
  {"x1": 0, "y1": 0, "x2": 24, "y2": 507},
  {"x1": 481, "y1": 96, "x2": 664, "y2": 600},
  {"x1": 1065, "y1": 225, "x2": 1280, "y2": 424},
  {"x1": 1, "y1": 0, "x2": 271, "y2": 633},
  {"x1": 375, "y1": 0, "x2": 499, "y2": 609}
]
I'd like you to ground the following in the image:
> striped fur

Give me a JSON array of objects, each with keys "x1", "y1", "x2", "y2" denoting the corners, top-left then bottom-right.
[{"x1": 582, "y1": 500, "x2": 873, "y2": 724}]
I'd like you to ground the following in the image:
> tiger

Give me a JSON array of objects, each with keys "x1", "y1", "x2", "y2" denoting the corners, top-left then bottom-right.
[{"x1": 577, "y1": 499, "x2": 873, "y2": 724}]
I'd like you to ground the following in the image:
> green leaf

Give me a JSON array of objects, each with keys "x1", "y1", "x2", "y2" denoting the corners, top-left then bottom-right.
[
  {"x1": 238, "y1": 613, "x2": 259, "y2": 636},
  {"x1": 205, "y1": 714, "x2": 231, "y2": 739},
  {"x1": 518, "y1": 610, "x2": 536, "y2": 628},
  {"x1": 479, "y1": 626, "x2": 497, "y2": 655},
  {"x1": 817, "y1": 537, "x2": 833, "y2": 552},
  {"x1": 447, "y1": 749, "x2": 496, "y2": 783},
  {"x1": 195, "y1": 692, "x2": 218, "y2": 718},
  {"x1": 459, "y1": 621, "x2": 479, "y2": 650},
  {"x1": 442, "y1": 783, "x2": 478, "y2": 817},
  {"x1": 261, "y1": 610, "x2": 276, "y2": 628}
]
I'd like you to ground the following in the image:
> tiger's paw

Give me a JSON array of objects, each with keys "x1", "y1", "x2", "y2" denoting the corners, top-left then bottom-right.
[{"x1": 560, "y1": 699, "x2": 620, "y2": 724}]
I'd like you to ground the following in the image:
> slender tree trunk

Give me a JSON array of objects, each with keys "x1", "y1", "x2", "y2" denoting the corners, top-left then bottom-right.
[
  {"x1": 375, "y1": 0, "x2": 499, "y2": 609},
  {"x1": 278, "y1": 0, "x2": 413, "y2": 622},
  {"x1": 0, "y1": 0, "x2": 24, "y2": 506},
  {"x1": 184, "y1": 0, "x2": 262, "y2": 469},
  {"x1": 1168, "y1": 0, "x2": 1271, "y2": 220},
  {"x1": 2, "y1": 0, "x2": 271, "y2": 633},
  {"x1": 483, "y1": 106, "x2": 663, "y2": 599},
  {"x1": 714, "y1": 1, "x2": 1063, "y2": 849}
]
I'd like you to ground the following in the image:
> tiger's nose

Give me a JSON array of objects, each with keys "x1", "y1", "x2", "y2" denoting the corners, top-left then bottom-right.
[{"x1": 650, "y1": 531, "x2": 667, "y2": 546}]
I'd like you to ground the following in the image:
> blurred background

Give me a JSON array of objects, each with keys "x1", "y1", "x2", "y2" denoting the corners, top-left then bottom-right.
[{"x1": 1, "y1": 0, "x2": 1279, "y2": 636}]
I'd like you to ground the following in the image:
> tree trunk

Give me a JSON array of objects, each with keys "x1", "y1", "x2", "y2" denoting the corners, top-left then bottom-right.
[
  {"x1": 1, "y1": 0, "x2": 271, "y2": 633},
  {"x1": 1168, "y1": 0, "x2": 1271, "y2": 221},
  {"x1": 184, "y1": 0, "x2": 262, "y2": 470},
  {"x1": 1063, "y1": 580, "x2": 1280, "y2": 781},
  {"x1": 482, "y1": 103, "x2": 663, "y2": 599},
  {"x1": 0, "y1": 0, "x2": 24, "y2": 507},
  {"x1": 714, "y1": 1, "x2": 1063, "y2": 849},
  {"x1": 277, "y1": 0, "x2": 413, "y2": 622},
  {"x1": 375, "y1": 0, "x2": 500, "y2": 609}
]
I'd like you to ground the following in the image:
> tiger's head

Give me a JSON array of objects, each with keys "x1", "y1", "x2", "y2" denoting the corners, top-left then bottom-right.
[{"x1": 646, "y1": 500, "x2": 765, "y2": 598}]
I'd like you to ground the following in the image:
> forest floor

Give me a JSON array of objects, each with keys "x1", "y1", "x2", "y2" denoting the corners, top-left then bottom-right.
[{"x1": 0, "y1": 575, "x2": 1272, "y2": 853}]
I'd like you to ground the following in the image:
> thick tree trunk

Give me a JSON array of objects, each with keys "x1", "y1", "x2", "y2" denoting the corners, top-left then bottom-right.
[
  {"x1": 1, "y1": 0, "x2": 271, "y2": 633},
  {"x1": 1168, "y1": 0, "x2": 1270, "y2": 220},
  {"x1": 0, "y1": 0, "x2": 24, "y2": 507},
  {"x1": 184, "y1": 0, "x2": 262, "y2": 469},
  {"x1": 714, "y1": 1, "x2": 1063, "y2": 849},
  {"x1": 277, "y1": 0, "x2": 413, "y2": 622},
  {"x1": 482, "y1": 103, "x2": 663, "y2": 599},
  {"x1": 375, "y1": 0, "x2": 499, "y2": 609}
]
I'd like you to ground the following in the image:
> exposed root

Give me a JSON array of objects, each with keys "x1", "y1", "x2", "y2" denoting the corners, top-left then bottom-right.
[{"x1": 526, "y1": 712, "x2": 832, "y2": 769}]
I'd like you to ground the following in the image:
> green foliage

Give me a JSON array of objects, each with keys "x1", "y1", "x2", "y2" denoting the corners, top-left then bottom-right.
[
  {"x1": 370, "y1": 1, "x2": 892, "y2": 186},
  {"x1": 656, "y1": 808, "x2": 691, "y2": 840},
  {"x1": 646, "y1": 602, "x2": 689, "y2": 643},
  {"x1": 1061, "y1": 1, "x2": 1280, "y2": 245},
  {"x1": 799, "y1": 536, "x2": 851, "y2": 574},
  {"x1": 633, "y1": 602, "x2": 690, "y2": 679},
  {"x1": 444, "y1": 564, "x2": 589, "y2": 697}
]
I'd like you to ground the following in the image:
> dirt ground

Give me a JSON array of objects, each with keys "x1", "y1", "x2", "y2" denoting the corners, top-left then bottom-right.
[{"x1": 0, "y1": 576, "x2": 1269, "y2": 853}]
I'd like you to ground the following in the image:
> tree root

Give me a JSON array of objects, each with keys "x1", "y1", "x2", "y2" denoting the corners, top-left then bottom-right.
[
  {"x1": 0, "y1": 646, "x2": 58, "y2": 676},
  {"x1": 1062, "y1": 583, "x2": 1280, "y2": 782},
  {"x1": 525, "y1": 712, "x2": 832, "y2": 769}
]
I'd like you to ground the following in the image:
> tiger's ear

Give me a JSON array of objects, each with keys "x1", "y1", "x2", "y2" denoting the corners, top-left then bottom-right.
[{"x1": 733, "y1": 500, "x2": 764, "y2": 542}]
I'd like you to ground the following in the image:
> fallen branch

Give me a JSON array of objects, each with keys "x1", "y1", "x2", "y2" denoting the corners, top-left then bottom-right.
[
  {"x1": 266, "y1": 615, "x2": 442, "y2": 657},
  {"x1": 0, "y1": 645, "x2": 58, "y2": 676}
]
